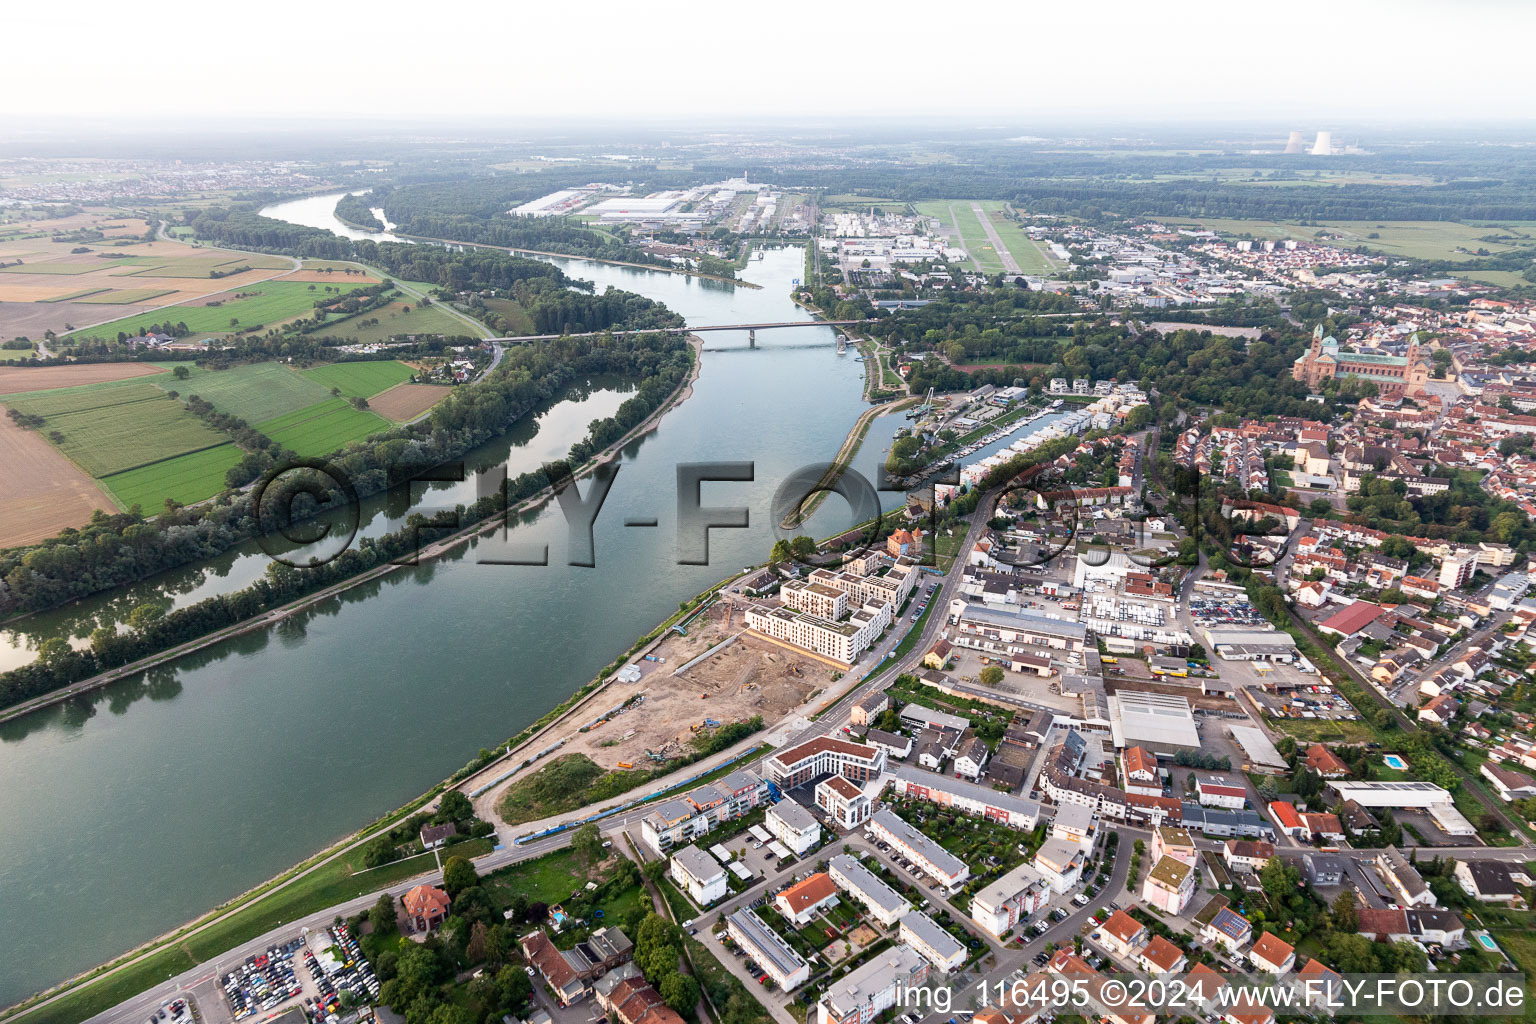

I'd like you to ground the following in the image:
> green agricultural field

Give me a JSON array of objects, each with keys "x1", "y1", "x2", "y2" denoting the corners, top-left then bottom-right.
[
  {"x1": 64, "y1": 281, "x2": 333, "y2": 338},
  {"x1": 100, "y1": 444, "x2": 244, "y2": 510},
  {"x1": 1162, "y1": 217, "x2": 1536, "y2": 262},
  {"x1": 75, "y1": 288, "x2": 174, "y2": 303},
  {"x1": 258, "y1": 398, "x2": 390, "y2": 458},
  {"x1": 7, "y1": 379, "x2": 230, "y2": 477},
  {"x1": 161, "y1": 362, "x2": 332, "y2": 423},
  {"x1": 301, "y1": 360, "x2": 415, "y2": 399},
  {"x1": 323, "y1": 301, "x2": 473, "y2": 345}
]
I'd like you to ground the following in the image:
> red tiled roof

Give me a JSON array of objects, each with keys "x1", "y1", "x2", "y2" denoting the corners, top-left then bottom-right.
[
  {"x1": 777, "y1": 873, "x2": 837, "y2": 916},
  {"x1": 403, "y1": 884, "x2": 450, "y2": 919},
  {"x1": 1268, "y1": 801, "x2": 1304, "y2": 830},
  {"x1": 1304, "y1": 744, "x2": 1348, "y2": 775},
  {"x1": 1139, "y1": 934, "x2": 1185, "y2": 971},
  {"x1": 1124, "y1": 746, "x2": 1155, "y2": 778},
  {"x1": 1318, "y1": 601, "x2": 1388, "y2": 636},
  {"x1": 1250, "y1": 931, "x2": 1294, "y2": 967},
  {"x1": 1102, "y1": 909, "x2": 1144, "y2": 945}
]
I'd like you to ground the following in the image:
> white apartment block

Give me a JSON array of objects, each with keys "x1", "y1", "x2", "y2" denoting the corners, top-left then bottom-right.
[
  {"x1": 780, "y1": 579, "x2": 849, "y2": 621},
  {"x1": 766, "y1": 800, "x2": 822, "y2": 856},
  {"x1": 970, "y1": 861, "x2": 1051, "y2": 937},
  {"x1": 727, "y1": 909, "x2": 809, "y2": 991},
  {"x1": 829, "y1": 854, "x2": 911, "y2": 926},
  {"x1": 816, "y1": 944, "x2": 929, "y2": 1024},
  {"x1": 744, "y1": 600, "x2": 891, "y2": 665},
  {"x1": 670, "y1": 845, "x2": 727, "y2": 906},
  {"x1": 899, "y1": 912, "x2": 967, "y2": 973},
  {"x1": 869, "y1": 809, "x2": 970, "y2": 888}
]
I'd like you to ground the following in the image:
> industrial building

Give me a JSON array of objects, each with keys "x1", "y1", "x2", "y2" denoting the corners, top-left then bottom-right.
[{"x1": 1107, "y1": 690, "x2": 1201, "y2": 749}]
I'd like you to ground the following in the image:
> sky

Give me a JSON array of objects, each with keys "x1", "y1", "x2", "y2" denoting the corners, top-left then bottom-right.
[{"x1": 4, "y1": 0, "x2": 1534, "y2": 125}]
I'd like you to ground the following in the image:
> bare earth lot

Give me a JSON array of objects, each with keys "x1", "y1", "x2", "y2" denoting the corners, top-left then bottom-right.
[
  {"x1": 0, "y1": 362, "x2": 169, "y2": 395},
  {"x1": 564, "y1": 602, "x2": 827, "y2": 771},
  {"x1": 0, "y1": 411, "x2": 115, "y2": 546},
  {"x1": 368, "y1": 382, "x2": 452, "y2": 421}
]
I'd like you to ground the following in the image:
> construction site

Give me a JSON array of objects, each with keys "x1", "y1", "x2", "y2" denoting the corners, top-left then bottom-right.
[{"x1": 541, "y1": 599, "x2": 833, "y2": 773}]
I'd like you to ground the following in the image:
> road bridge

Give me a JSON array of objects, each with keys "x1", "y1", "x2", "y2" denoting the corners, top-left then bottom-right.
[{"x1": 489, "y1": 319, "x2": 872, "y2": 348}]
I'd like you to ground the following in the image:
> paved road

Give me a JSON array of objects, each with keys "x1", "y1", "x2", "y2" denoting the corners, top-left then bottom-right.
[{"x1": 970, "y1": 204, "x2": 1021, "y2": 276}]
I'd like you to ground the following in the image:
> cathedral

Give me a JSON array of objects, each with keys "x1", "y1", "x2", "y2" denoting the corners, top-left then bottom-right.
[{"x1": 1291, "y1": 325, "x2": 1431, "y2": 397}]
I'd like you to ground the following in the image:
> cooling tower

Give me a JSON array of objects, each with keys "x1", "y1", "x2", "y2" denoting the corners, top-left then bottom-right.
[
  {"x1": 1284, "y1": 130, "x2": 1305, "y2": 154},
  {"x1": 1310, "y1": 130, "x2": 1333, "y2": 155}
]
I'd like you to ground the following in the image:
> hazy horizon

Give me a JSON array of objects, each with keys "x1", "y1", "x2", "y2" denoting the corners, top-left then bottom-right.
[{"x1": 5, "y1": 0, "x2": 1534, "y2": 124}]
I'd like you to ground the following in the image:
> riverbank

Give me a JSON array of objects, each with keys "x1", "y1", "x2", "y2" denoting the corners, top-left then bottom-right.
[
  {"x1": 0, "y1": 334, "x2": 703, "y2": 727},
  {"x1": 394, "y1": 232, "x2": 762, "y2": 289},
  {"x1": 778, "y1": 394, "x2": 917, "y2": 530}
]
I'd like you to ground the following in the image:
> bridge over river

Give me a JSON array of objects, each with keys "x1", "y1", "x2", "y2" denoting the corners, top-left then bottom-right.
[{"x1": 490, "y1": 319, "x2": 872, "y2": 346}]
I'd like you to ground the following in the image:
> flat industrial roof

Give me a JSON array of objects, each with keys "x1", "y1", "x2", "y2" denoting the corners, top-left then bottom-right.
[
  {"x1": 1109, "y1": 690, "x2": 1200, "y2": 748},
  {"x1": 1229, "y1": 726, "x2": 1287, "y2": 769}
]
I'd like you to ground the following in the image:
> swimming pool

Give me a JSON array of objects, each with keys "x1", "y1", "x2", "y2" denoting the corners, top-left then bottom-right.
[
  {"x1": 1384, "y1": 754, "x2": 1409, "y2": 770},
  {"x1": 1478, "y1": 933, "x2": 1499, "y2": 952}
]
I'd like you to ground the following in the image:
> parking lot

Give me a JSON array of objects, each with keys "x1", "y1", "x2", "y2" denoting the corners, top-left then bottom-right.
[{"x1": 220, "y1": 923, "x2": 378, "y2": 1024}]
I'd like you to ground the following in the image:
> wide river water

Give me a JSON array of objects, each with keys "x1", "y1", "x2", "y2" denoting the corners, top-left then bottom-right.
[{"x1": 0, "y1": 196, "x2": 1047, "y2": 1007}]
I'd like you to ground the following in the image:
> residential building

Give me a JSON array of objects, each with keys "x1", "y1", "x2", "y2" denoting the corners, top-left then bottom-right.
[
  {"x1": 403, "y1": 884, "x2": 450, "y2": 933},
  {"x1": 775, "y1": 873, "x2": 839, "y2": 926},
  {"x1": 850, "y1": 691, "x2": 889, "y2": 727},
  {"x1": 1151, "y1": 826, "x2": 1198, "y2": 867},
  {"x1": 1137, "y1": 935, "x2": 1187, "y2": 975},
  {"x1": 953, "y1": 735, "x2": 989, "y2": 780},
  {"x1": 828, "y1": 854, "x2": 910, "y2": 926},
  {"x1": 1223, "y1": 840, "x2": 1276, "y2": 873},
  {"x1": 1196, "y1": 776, "x2": 1247, "y2": 809},
  {"x1": 1051, "y1": 802, "x2": 1098, "y2": 847},
  {"x1": 970, "y1": 861, "x2": 1051, "y2": 937},
  {"x1": 670, "y1": 845, "x2": 727, "y2": 906},
  {"x1": 766, "y1": 800, "x2": 822, "y2": 856},
  {"x1": 899, "y1": 912, "x2": 967, "y2": 973},
  {"x1": 1142, "y1": 856, "x2": 1197, "y2": 915},
  {"x1": 640, "y1": 769, "x2": 769, "y2": 854},
  {"x1": 1122, "y1": 746, "x2": 1161, "y2": 796},
  {"x1": 1454, "y1": 860, "x2": 1522, "y2": 904},
  {"x1": 766, "y1": 737, "x2": 887, "y2": 788},
  {"x1": 1249, "y1": 932, "x2": 1295, "y2": 975},
  {"x1": 727, "y1": 909, "x2": 809, "y2": 991},
  {"x1": 1201, "y1": 906, "x2": 1252, "y2": 953},
  {"x1": 817, "y1": 775, "x2": 874, "y2": 829},
  {"x1": 1375, "y1": 847, "x2": 1436, "y2": 907},
  {"x1": 1303, "y1": 745, "x2": 1349, "y2": 779},
  {"x1": 869, "y1": 809, "x2": 970, "y2": 888},
  {"x1": 419, "y1": 823, "x2": 457, "y2": 850},
  {"x1": 886, "y1": 764, "x2": 1042, "y2": 829},
  {"x1": 744, "y1": 600, "x2": 891, "y2": 665},
  {"x1": 815, "y1": 944, "x2": 929, "y2": 1024},
  {"x1": 1482, "y1": 761, "x2": 1536, "y2": 801},
  {"x1": 1032, "y1": 837, "x2": 1086, "y2": 894},
  {"x1": 1098, "y1": 910, "x2": 1148, "y2": 958}
]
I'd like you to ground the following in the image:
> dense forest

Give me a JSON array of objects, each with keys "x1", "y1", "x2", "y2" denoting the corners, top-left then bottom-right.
[
  {"x1": 333, "y1": 192, "x2": 387, "y2": 232},
  {"x1": 886, "y1": 294, "x2": 1327, "y2": 421}
]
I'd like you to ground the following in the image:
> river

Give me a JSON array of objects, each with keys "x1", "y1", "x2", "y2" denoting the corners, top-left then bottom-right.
[{"x1": 0, "y1": 196, "x2": 882, "y2": 1008}]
